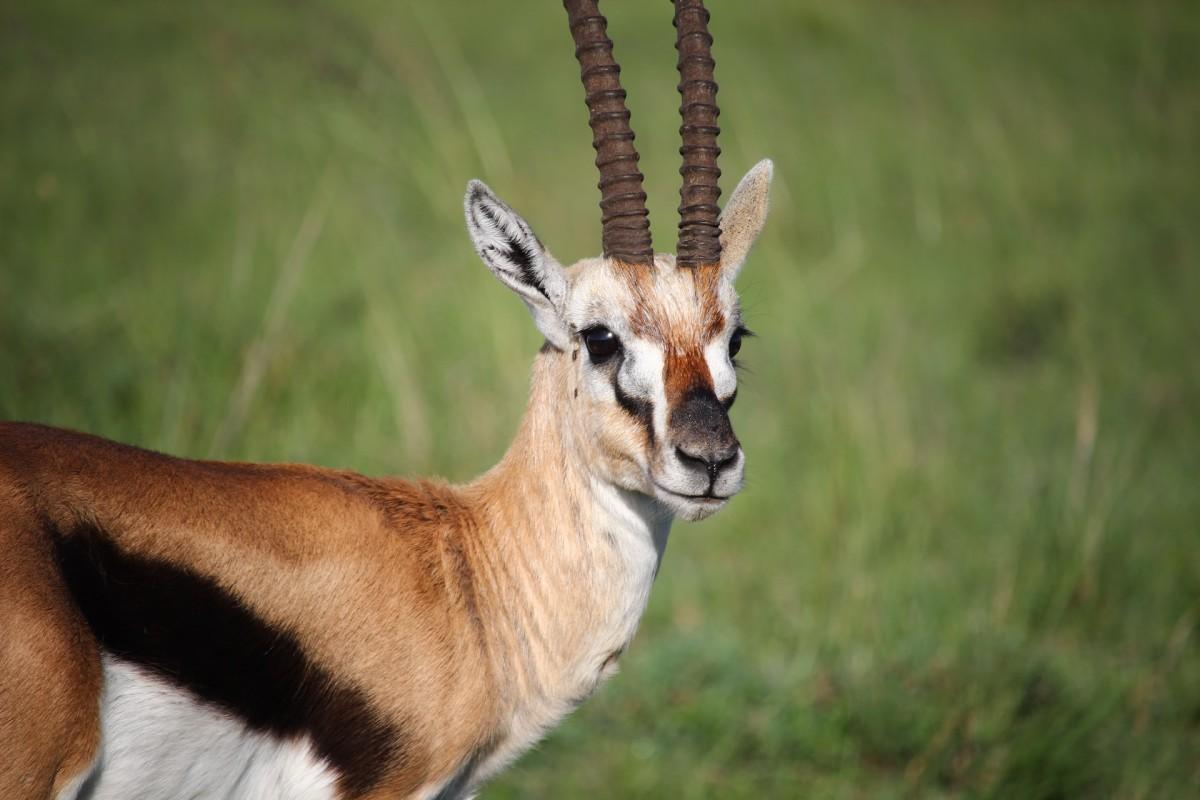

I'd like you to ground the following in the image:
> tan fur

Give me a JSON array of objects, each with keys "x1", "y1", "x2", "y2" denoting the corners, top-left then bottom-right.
[
  {"x1": 627, "y1": 262, "x2": 725, "y2": 344},
  {"x1": 0, "y1": 349, "x2": 656, "y2": 797},
  {"x1": 0, "y1": 483, "x2": 102, "y2": 799}
]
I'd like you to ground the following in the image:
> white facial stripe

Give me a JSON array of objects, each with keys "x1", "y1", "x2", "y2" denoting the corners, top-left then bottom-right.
[
  {"x1": 704, "y1": 336, "x2": 738, "y2": 401},
  {"x1": 621, "y1": 338, "x2": 668, "y2": 447}
]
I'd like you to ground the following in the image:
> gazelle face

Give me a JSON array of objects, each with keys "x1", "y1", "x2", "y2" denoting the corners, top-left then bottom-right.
[
  {"x1": 563, "y1": 257, "x2": 746, "y2": 520},
  {"x1": 465, "y1": 159, "x2": 772, "y2": 521}
]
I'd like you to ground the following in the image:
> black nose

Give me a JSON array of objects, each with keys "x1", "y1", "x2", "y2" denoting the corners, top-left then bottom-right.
[
  {"x1": 675, "y1": 444, "x2": 739, "y2": 480},
  {"x1": 669, "y1": 389, "x2": 740, "y2": 479}
]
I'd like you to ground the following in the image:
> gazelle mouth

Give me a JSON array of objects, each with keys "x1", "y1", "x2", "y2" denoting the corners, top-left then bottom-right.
[{"x1": 653, "y1": 483, "x2": 729, "y2": 503}]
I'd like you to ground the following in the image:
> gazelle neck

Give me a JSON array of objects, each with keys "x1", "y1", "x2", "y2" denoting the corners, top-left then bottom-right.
[{"x1": 468, "y1": 346, "x2": 672, "y2": 721}]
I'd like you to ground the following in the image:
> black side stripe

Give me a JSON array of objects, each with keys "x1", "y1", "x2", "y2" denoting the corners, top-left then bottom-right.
[{"x1": 52, "y1": 523, "x2": 405, "y2": 796}]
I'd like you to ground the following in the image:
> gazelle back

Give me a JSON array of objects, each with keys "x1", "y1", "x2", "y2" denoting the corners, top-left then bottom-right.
[{"x1": 0, "y1": 2, "x2": 772, "y2": 798}]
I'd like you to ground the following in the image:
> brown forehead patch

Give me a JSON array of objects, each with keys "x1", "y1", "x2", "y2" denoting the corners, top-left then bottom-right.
[
  {"x1": 624, "y1": 263, "x2": 725, "y2": 347},
  {"x1": 615, "y1": 262, "x2": 725, "y2": 405},
  {"x1": 664, "y1": 344, "x2": 714, "y2": 404}
]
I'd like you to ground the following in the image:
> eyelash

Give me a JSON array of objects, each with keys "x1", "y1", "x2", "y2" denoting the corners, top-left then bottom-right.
[{"x1": 730, "y1": 325, "x2": 753, "y2": 365}]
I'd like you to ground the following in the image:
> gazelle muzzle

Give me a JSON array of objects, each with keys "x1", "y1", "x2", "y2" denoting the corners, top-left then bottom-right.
[{"x1": 669, "y1": 388, "x2": 740, "y2": 487}]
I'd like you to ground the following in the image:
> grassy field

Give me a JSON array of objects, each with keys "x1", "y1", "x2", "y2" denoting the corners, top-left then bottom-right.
[{"x1": 2, "y1": 0, "x2": 1198, "y2": 796}]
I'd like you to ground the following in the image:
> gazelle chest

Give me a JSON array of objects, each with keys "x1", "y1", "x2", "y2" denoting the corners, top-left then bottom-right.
[
  {"x1": 500, "y1": 509, "x2": 667, "y2": 760},
  {"x1": 568, "y1": 507, "x2": 666, "y2": 699}
]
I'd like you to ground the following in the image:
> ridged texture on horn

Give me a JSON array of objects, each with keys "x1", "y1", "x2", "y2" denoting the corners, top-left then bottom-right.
[
  {"x1": 674, "y1": 0, "x2": 722, "y2": 267},
  {"x1": 564, "y1": 0, "x2": 654, "y2": 265}
]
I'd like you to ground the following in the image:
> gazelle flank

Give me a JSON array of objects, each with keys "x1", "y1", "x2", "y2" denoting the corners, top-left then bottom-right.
[{"x1": 0, "y1": 1, "x2": 773, "y2": 799}]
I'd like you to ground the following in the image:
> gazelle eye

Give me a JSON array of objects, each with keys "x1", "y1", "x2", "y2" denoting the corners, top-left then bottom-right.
[
  {"x1": 729, "y1": 326, "x2": 753, "y2": 360},
  {"x1": 729, "y1": 329, "x2": 744, "y2": 358},
  {"x1": 583, "y1": 326, "x2": 621, "y2": 362}
]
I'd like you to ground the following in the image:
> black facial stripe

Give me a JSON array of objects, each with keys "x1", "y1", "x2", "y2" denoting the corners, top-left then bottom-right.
[
  {"x1": 611, "y1": 365, "x2": 655, "y2": 448},
  {"x1": 475, "y1": 203, "x2": 548, "y2": 300},
  {"x1": 51, "y1": 523, "x2": 405, "y2": 796}
]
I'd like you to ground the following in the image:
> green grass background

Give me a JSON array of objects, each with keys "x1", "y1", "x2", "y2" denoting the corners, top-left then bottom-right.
[{"x1": 2, "y1": 0, "x2": 1198, "y2": 796}]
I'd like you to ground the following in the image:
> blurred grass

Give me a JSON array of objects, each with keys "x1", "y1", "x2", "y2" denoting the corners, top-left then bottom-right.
[{"x1": 2, "y1": 0, "x2": 1199, "y2": 796}]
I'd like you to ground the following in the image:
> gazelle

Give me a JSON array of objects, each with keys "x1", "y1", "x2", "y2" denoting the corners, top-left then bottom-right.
[{"x1": 0, "y1": 1, "x2": 772, "y2": 798}]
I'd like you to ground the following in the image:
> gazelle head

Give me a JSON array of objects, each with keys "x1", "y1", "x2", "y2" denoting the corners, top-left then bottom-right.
[{"x1": 464, "y1": 0, "x2": 772, "y2": 521}]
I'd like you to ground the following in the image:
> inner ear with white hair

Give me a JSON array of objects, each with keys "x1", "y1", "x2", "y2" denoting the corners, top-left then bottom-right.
[
  {"x1": 464, "y1": 180, "x2": 571, "y2": 349},
  {"x1": 717, "y1": 159, "x2": 774, "y2": 282}
]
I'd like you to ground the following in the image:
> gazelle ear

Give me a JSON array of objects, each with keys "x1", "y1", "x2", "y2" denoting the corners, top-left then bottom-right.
[
  {"x1": 464, "y1": 180, "x2": 570, "y2": 349},
  {"x1": 718, "y1": 159, "x2": 773, "y2": 282}
]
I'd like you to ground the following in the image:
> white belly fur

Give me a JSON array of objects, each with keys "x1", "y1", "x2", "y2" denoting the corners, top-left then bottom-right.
[{"x1": 64, "y1": 656, "x2": 337, "y2": 800}]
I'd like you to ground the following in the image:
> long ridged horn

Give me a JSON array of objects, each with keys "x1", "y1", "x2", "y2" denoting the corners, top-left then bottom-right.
[
  {"x1": 673, "y1": 0, "x2": 722, "y2": 267},
  {"x1": 564, "y1": 0, "x2": 654, "y2": 265}
]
